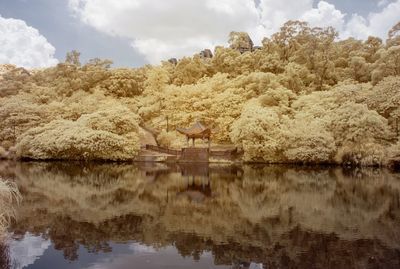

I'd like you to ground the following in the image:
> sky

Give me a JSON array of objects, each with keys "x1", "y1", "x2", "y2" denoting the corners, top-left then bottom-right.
[{"x1": 0, "y1": 0, "x2": 399, "y2": 68}]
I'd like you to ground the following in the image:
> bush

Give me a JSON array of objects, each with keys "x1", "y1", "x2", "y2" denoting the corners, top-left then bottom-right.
[
  {"x1": 282, "y1": 120, "x2": 336, "y2": 163},
  {"x1": 335, "y1": 142, "x2": 387, "y2": 167},
  {"x1": 157, "y1": 130, "x2": 185, "y2": 149},
  {"x1": 16, "y1": 106, "x2": 141, "y2": 161}
]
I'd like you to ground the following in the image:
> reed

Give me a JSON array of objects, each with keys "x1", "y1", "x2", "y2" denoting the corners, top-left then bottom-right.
[{"x1": 0, "y1": 178, "x2": 21, "y2": 234}]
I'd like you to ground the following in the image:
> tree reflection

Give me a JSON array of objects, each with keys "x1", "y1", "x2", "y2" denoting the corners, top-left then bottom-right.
[{"x1": 1, "y1": 161, "x2": 400, "y2": 268}]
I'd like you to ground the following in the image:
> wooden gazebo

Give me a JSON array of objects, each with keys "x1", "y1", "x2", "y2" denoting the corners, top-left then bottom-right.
[{"x1": 177, "y1": 121, "x2": 212, "y2": 147}]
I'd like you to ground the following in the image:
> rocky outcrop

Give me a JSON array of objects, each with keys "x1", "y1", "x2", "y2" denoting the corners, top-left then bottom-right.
[
  {"x1": 168, "y1": 58, "x2": 178, "y2": 65},
  {"x1": 200, "y1": 49, "x2": 213, "y2": 58}
]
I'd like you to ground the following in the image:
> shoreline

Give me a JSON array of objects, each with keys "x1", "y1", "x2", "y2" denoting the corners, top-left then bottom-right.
[{"x1": 1, "y1": 157, "x2": 399, "y2": 171}]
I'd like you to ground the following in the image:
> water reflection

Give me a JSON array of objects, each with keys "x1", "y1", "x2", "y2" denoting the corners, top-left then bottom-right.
[{"x1": 0, "y1": 161, "x2": 400, "y2": 269}]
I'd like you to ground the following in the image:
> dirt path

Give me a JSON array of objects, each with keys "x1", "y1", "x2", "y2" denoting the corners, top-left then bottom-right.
[{"x1": 139, "y1": 127, "x2": 157, "y2": 147}]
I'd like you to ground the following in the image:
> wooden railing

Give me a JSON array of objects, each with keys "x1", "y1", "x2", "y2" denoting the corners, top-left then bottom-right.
[
  {"x1": 145, "y1": 144, "x2": 238, "y2": 160},
  {"x1": 145, "y1": 145, "x2": 181, "y2": 156},
  {"x1": 210, "y1": 148, "x2": 237, "y2": 158}
]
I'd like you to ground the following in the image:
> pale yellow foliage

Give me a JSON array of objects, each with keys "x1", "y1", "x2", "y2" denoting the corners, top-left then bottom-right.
[
  {"x1": 230, "y1": 105, "x2": 284, "y2": 162},
  {"x1": 231, "y1": 83, "x2": 391, "y2": 164},
  {"x1": 329, "y1": 102, "x2": 391, "y2": 146},
  {"x1": 0, "y1": 92, "x2": 59, "y2": 144},
  {"x1": 146, "y1": 72, "x2": 280, "y2": 142},
  {"x1": 335, "y1": 141, "x2": 387, "y2": 167},
  {"x1": 0, "y1": 64, "x2": 16, "y2": 76},
  {"x1": 279, "y1": 62, "x2": 313, "y2": 93},
  {"x1": 348, "y1": 56, "x2": 370, "y2": 82},
  {"x1": 363, "y1": 76, "x2": 400, "y2": 133},
  {"x1": 281, "y1": 120, "x2": 336, "y2": 163},
  {"x1": 16, "y1": 106, "x2": 140, "y2": 161},
  {"x1": 388, "y1": 21, "x2": 400, "y2": 47},
  {"x1": 170, "y1": 56, "x2": 211, "y2": 85},
  {"x1": 65, "y1": 50, "x2": 81, "y2": 66},
  {"x1": 211, "y1": 47, "x2": 242, "y2": 75},
  {"x1": 99, "y1": 68, "x2": 147, "y2": 97},
  {"x1": 0, "y1": 65, "x2": 30, "y2": 97},
  {"x1": 0, "y1": 22, "x2": 399, "y2": 164},
  {"x1": 371, "y1": 46, "x2": 400, "y2": 84},
  {"x1": 157, "y1": 130, "x2": 186, "y2": 149},
  {"x1": 230, "y1": 89, "x2": 295, "y2": 162}
]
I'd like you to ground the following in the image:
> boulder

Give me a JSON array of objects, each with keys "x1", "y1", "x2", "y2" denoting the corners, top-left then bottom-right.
[
  {"x1": 168, "y1": 58, "x2": 178, "y2": 65},
  {"x1": 200, "y1": 49, "x2": 213, "y2": 58}
]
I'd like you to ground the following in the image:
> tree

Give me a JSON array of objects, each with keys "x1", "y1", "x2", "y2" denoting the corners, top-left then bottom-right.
[
  {"x1": 0, "y1": 19, "x2": 399, "y2": 165},
  {"x1": 305, "y1": 27, "x2": 338, "y2": 90},
  {"x1": 171, "y1": 55, "x2": 211, "y2": 85},
  {"x1": 348, "y1": 56, "x2": 370, "y2": 82},
  {"x1": 364, "y1": 76, "x2": 400, "y2": 134},
  {"x1": 371, "y1": 46, "x2": 400, "y2": 84},
  {"x1": 65, "y1": 50, "x2": 81, "y2": 66},
  {"x1": 211, "y1": 47, "x2": 241, "y2": 75},
  {"x1": 364, "y1": 36, "x2": 383, "y2": 63},
  {"x1": 86, "y1": 58, "x2": 113, "y2": 69},
  {"x1": 230, "y1": 88, "x2": 295, "y2": 161},
  {"x1": 16, "y1": 106, "x2": 141, "y2": 161},
  {"x1": 387, "y1": 21, "x2": 400, "y2": 47},
  {"x1": 271, "y1": 20, "x2": 310, "y2": 62}
]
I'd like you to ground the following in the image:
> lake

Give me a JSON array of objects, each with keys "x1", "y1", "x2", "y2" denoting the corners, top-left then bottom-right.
[{"x1": 0, "y1": 161, "x2": 400, "y2": 269}]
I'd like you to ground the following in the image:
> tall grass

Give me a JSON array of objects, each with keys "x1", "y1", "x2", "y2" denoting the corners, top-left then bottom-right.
[
  {"x1": 0, "y1": 178, "x2": 21, "y2": 235},
  {"x1": 0, "y1": 242, "x2": 11, "y2": 269}
]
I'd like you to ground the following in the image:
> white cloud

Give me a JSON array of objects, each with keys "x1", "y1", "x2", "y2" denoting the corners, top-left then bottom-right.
[
  {"x1": 129, "y1": 242, "x2": 156, "y2": 253},
  {"x1": 378, "y1": 0, "x2": 389, "y2": 7},
  {"x1": 0, "y1": 15, "x2": 58, "y2": 68},
  {"x1": 69, "y1": 0, "x2": 260, "y2": 64},
  {"x1": 9, "y1": 233, "x2": 51, "y2": 269},
  {"x1": 68, "y1": 0, "x2": 400, "y2": 64},
  {"x1": 301, "y1": 1, "x2": 346, "y2": 32},
  {"x1": 344, "y1": 0, "x2": 400, "y2": 40},
  {"x1": 346, "y1": 0, "x2": 400, "y2": 40},
  {"x1": 132, "y1": 37, "x2": 219, "y2": 65},
  {"x1": 343, "y1": 14, "x2": 371, "y2": 39},
  {"x1": 258, "y1": 0, "x2": 313, "y2": 35}
]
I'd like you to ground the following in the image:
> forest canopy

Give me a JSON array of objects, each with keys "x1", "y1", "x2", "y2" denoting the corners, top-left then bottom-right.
[{"x1": 0, "y1": 20, "x2": 400, "y2": 165}]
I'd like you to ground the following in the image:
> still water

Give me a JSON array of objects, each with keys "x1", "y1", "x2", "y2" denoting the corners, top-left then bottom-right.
[{"x1": 1, "y1": 161, "x2": 400, "y2": 269}]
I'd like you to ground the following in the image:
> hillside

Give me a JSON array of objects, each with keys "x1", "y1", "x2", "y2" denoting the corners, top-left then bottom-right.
[{"x1": 0, "y1": 21, "x2": 399, "y2": 165}]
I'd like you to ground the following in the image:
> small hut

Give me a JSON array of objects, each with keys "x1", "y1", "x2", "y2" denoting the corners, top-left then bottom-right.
[{"x1": 177, "y1": 121, "x2": 212, "y2": 147}]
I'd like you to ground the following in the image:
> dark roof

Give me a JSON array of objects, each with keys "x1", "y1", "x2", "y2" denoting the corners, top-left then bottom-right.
[{"x1": 177, "y1": 121, "x2": 211, "y2": 138}]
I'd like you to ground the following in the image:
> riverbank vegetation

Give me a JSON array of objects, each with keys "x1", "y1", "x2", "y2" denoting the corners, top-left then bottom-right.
[
  {"x1": 0, "y1": 178, "x2": 20, "y2": 234},
  {"x1": 0, "y1": 20, "x2": 399, "y2": 165}
]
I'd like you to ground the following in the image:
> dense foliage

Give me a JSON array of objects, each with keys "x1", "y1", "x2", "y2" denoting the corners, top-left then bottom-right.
[{"x1": 0, "y1": 20, "x2": 399, "y2": 164}]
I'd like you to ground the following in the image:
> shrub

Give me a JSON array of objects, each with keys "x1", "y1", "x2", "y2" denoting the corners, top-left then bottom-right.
[{"x1": 16, "y1": 106, "x2": 141, "y2": 161}]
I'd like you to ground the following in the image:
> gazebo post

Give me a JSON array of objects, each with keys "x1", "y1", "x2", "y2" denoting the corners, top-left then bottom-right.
[{"x1": 192, "y1": 138, "x2": 195, "y2": 147}]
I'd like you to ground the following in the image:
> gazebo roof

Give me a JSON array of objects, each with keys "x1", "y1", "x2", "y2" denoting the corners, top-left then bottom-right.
[{"x1": 177, "y1": 121, "x2": 211, "y2": 139}]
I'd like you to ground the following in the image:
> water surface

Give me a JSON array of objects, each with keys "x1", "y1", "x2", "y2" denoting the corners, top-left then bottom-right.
[{"x1": 1, "y1": 161, "x2": 400, "y2": 269}]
